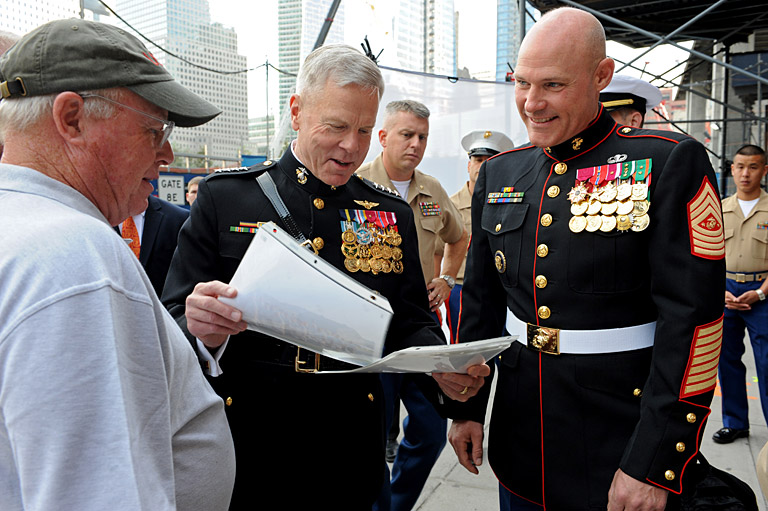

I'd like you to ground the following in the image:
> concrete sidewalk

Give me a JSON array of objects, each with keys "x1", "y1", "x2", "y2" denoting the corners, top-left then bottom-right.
[{"x1": 410, "y1": 339, "x2": 768, "y2": 510}]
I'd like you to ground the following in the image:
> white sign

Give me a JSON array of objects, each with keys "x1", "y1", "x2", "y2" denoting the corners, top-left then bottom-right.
[{"x1": 158, "y1": 175, "x2": 185, "y2": 205}]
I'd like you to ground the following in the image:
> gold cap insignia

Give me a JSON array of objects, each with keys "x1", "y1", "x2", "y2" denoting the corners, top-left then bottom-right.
[{"x1": 483, "y1": 131, "x2": 492, "y2": 138}]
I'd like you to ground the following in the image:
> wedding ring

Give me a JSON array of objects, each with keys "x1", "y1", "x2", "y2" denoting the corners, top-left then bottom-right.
[{"x1": 460, "y1": 386, "x2": 469, "y2": 395}]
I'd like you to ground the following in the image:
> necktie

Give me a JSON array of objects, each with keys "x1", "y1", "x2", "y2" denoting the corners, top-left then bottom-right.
[{"x1": 122, "y1": 216, "x2": 141, "y2": 259}]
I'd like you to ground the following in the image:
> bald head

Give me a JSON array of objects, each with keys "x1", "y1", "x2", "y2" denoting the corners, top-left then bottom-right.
[
  {"x1": 520, "y1": 8, "x2": 606, "y2": 72},
  {"x1": 513, "y1": 7, "x2": 614, "y2": 148}
]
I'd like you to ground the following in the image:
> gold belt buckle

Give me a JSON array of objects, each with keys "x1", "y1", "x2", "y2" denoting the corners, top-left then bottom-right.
[
  {"x1": 735, "y1": 273, "x2": 747, "y2": 283},
  {"x1": 295, "y1": 347, "x2": 320, "y2": 373},
  {"x1": 526, "y1": 323, "x2": 560, "y2": 355}
]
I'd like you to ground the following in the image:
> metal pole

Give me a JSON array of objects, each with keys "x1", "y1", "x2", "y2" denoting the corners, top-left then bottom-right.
[
  {"x1": 613, "y1": 57, "x2": 767, "y2": 124},
  {"x1": 559, "y1": 0, "x2": 768, "y2": 88},
  {"x1": 313, "y1": 0, "x2": 342, "y2": 51},
  {"x1": 617, "y1": 0, "x2": 727, "y2": 73},
  {"x1": 721, "y1": 45, "x2": 730, "y2": 197},
  {"x1": 265, "y1": 59, "x2": 270, "y2": 159},
  {"x1": 519, "y1": 0, "x2": 526, "y2": 50},
  {"x1": 79, "y1": 0, "x2": 85, "y2": 19}
]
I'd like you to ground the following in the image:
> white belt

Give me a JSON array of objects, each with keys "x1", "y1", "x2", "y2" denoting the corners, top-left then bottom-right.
[{"x1": 506, "y1": 311, "x2": 656, "y2": 355}]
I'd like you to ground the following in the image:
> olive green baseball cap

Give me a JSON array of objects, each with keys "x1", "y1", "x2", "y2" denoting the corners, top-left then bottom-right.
[{"x1": 0, "y1": 18, "x2": 221, "y2": 127}]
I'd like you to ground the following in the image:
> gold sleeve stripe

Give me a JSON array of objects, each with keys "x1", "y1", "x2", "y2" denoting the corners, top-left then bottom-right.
[
  {"x1": 681, "y1": 316, "x2": 724, "y2": 398},
  {"x1": 687, "y1": 178, "x2": 725, "y2": 260}
]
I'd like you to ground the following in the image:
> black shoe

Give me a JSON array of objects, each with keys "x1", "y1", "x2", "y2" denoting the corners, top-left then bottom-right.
[
  {"x1": 712, "y1": 427, "x2": 749, "y2": 444},
  {"x1": 385, "y1": 438, "x2": 398, "y2": 463}
]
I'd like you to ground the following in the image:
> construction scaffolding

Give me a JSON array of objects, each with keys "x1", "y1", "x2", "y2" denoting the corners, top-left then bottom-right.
[{"x1": 529, "y1": 0, "x2": 768, "y2": 196}]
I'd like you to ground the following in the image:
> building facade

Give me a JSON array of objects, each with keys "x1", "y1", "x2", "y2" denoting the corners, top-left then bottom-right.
[{"x1": 114, "y1": 0, "x2": 248, "y2": 161}]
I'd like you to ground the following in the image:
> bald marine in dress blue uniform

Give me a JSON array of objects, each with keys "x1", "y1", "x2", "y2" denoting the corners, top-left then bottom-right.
[{"x1": 446, "y1": 8, "x2": 724, "y2": 511}]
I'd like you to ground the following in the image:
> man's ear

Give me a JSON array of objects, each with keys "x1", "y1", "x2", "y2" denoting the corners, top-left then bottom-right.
[
  {"x1": 289, "y1": 94, "x2": 301, "y2": 131},
  {"x1": 595, "y1": 57, "x2": 615, "y2": 91},
  {"x1": 51, "y1": 92, "x2": 87, "y2": 144},
  {"x1": 378, "y1": 128, "x2": 387, "y2": 148},
  {"x1": 630, "y1": 111, "x2": 644, "y2": 129}
]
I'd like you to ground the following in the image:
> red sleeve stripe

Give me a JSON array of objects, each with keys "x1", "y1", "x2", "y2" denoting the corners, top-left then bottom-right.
[{"x1": 680, "y1": 316, "x2": 723, "y2": 398}]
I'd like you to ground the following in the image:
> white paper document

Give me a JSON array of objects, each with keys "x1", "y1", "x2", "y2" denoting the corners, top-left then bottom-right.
[
  {"x1": 220, "y1": 222, "x2": 516, "y2": 372},
  {"x1": 219, "y1": 222, "x2": 393, "y2": 367},
  {"x1": 318, "y1": 337, "x2": 516, "y2": 374}
]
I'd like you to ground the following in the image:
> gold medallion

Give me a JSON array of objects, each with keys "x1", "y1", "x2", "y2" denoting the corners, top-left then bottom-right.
[
  {"x1": 494, "y1": 250, "x2": 507, "y2": 272},
  {"x1": 586, "y1": 200, "x2": 602, "y2": 216},
  {"x1": 392, "y1": 247, "x2": 403, "y2": 261},
  {"x1": 569, "y1": 215, "x2": 587, "y2": 233},
  {"x1": 600, "y1": 215, "x2": 617, "y2": 232},
  {"x1": 390, "y1": 233, "x2": 402, "y2": 246},
  {"x1": 631, "y1": 214, "x2": 650, "y2": 232},
  {"x1": 342, "y1": 229, "x2": 356, "y2": 244},
  {"x1": 393, "y1": 261, "x2": 404, "y2": 274},
  {"x1": 616, "y1": 183, "x2": 632, "y2": 201},
  {"x1": 381, "y1": 245, "x2": 393, "y2": 259},
  {"x1": 341, "y1": 243, "x2": 358, "y2": 258},
  {"x1": 585, "y1": 215, "x2": 602, "y2": 232},
  {"x1": 633, "y1": 200, "x2": 650, "y2": 216},
  {"x1": 616, "y1": 200, "x2": 634, "y2": 215},
  {"x1": 600, "y1": 201, "x2": 618, "y2": 216},
  {"x1": 570, "y1": 201, "x2": 589, "y2": 216},
  {"x1": 631, "y1": 183, "x2": 648, "y2": 201},
  {"x1": 358, "y1": 245, "x2": 371, "y2": 258},
  {"x1": 344, "y1": 258, "x2": 359, "y2": 272},
  {"x1": 370, "y1": 258, "x2": 384, "y2": 273},
  {"x1": 598, "y1": 183, "x2": 618, "y2": 203},
  {"x1": 381, "y1": 260, "x2": 392, "y2": 273},
  {"x1": 360, "y1": 258, "x2": 371, "y2": 272},
  {"x1": 616, "y1": 215, "x2": 632, "y2": 231}
]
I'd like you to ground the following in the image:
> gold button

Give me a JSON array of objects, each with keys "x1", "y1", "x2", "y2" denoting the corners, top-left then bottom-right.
[
  {"x1": 541, "y1": 214, "x2": 552, "y2": 227},
  {"x1": 537, "y1": 244, "x2": 549, "y2": 257},
  {"x1": 621, "y1": 127, "x2": 632, "y2": 134},
  {"x1": 313, "y1": 198, "x2": 325, "y2": 210},
  {"x1": 538, "y1": 306, "x2": 551, "y2": 319},
  {"x1": 554, "y1": 162, "x2": 567, "y2": 174},
  {"x1": 633, "y1": 388, "x2": 642, "y2": 397},
  {"x1": 225, "y1": 397, "x2": 232, "y2": 406},
  {"x1": 312, "y1": 237, "x2": 324, "y2": 250},
  {"x1": 547, "y1": 185, "x2": 560, "y2": 198},
  {"x1": 495, "y1": 223, "x2": 502, "y2": 232},
  {"x1": 535, "y1": 275, "x2": 548, "y2": 288},
  {"x1": 676, "y1": 442, "x2": 686, "y2": 452},
  {"x1": 263, "y1": 160, "x2": 272, "y2": 166},
  {"x1": 686, "y1": 413, "x2": 697, "y2": 423},
  {"x1": 368, "y1": 393, "x2": 374, "y2": 402},
  {"x1": 665, "y1": 470, "x2": 675, "y2": 481}
]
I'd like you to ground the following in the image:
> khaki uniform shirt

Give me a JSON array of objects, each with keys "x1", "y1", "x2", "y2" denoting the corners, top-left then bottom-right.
[
  {"x1": 722, "y1": 190, "x2": 768, "y2": 272},
  {"x1": 357, "y1": 154, "x2": 464, "y2": 285},
  {"x1": 442, "y1": 183, "x2": 472, "y2": 285}
]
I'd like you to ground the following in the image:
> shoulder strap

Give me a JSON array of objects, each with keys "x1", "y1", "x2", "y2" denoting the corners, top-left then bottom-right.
[{"x1": 256, "y1": 171, "x2": 307, "y2": 243}]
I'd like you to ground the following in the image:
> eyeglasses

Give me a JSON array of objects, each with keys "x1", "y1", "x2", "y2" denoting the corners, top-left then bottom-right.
[{"x1": 79, "y1": 93, "x2": 174, "y2": 148}]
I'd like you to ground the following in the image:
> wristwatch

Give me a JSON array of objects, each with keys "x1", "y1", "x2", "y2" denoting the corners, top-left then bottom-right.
[
  {"x1": 757, "y1": 289, "x2": 766, "y2": 301},
  {"x1": 439, "y1": 274, "x2": 456, "y2": 289}
]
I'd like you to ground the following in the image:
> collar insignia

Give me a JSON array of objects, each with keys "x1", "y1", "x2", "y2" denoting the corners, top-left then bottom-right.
[{"x1": 572, "y1": 137, "x2": 583, "y2": 150}]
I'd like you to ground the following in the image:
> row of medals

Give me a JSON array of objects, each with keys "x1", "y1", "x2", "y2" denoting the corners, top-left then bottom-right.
[
  {"x1": 341, "y1": 226, "x2": 405, "y2": 274},
  {"x1": 568, "y1": 181, "x2": 650, "y2": 233}
]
